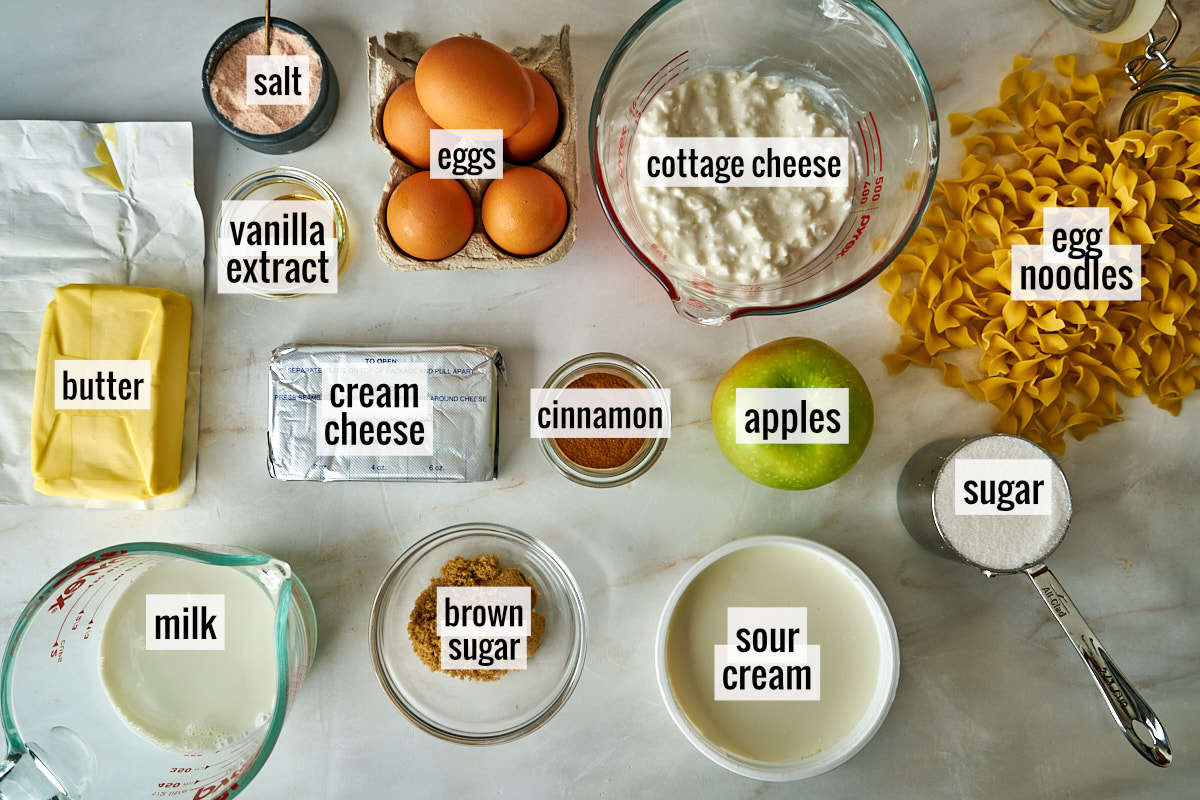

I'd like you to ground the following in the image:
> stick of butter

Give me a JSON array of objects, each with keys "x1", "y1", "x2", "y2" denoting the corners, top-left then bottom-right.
[{"x1": 30, "y1": 285, "x2": 192, "y2": 499}]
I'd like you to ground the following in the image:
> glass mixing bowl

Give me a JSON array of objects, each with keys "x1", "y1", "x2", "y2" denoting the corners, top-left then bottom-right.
[{"x1": 590, "y1": 0, "x2": 939, "y2": 324}]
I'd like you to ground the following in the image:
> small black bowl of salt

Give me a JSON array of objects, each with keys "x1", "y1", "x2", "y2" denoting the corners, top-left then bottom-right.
[{"x1": 202, "y1": 17, "x2": 339, "y2": 154}]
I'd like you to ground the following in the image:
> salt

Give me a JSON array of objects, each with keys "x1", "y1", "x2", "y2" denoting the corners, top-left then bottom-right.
[
  {"x1": 933, "y1": 435, "x2": 1071, "y2": 571},
  {"x1": 208, "y1": 27, "x2": 323, "y2": 135}
]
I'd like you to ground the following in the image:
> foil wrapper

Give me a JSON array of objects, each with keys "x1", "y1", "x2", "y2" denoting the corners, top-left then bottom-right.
[{"x1": 268, "y1": 343, "x2": 502, "y2": 482}]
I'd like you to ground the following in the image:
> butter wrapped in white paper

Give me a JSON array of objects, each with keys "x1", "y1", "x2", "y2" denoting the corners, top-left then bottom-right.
[{"x1": 0, "y1": 121, "x2": 205, "y2": 508}]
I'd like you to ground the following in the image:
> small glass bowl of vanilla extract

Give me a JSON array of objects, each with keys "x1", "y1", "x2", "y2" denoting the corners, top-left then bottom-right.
[{"x1": 215, "y1": 166, "x2": 350, "y2": 299}]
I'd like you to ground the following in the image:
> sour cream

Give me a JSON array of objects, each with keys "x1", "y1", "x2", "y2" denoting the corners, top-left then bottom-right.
[{"x1": 632, "y1": 70, "x2": 851, "y2": 284}]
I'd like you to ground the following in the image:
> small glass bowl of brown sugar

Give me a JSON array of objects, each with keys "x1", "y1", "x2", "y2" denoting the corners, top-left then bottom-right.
[
  {"x1": 369, "y1": 523, "x2": 587, "y2": 744},
  {"x1": 539, "y1": 353, "x2": 668, "y2": 487}
]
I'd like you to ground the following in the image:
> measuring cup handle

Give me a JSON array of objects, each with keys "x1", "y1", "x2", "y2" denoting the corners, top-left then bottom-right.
[
  {"x1": 1027, "y1": 565, "x2": 1172, "y2": 767},
  {"x1": 0, "y1": 748, "x2": 68, "y2": 799}
]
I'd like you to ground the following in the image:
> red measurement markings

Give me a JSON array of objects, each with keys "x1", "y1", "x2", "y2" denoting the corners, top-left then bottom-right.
[
  {"x1": 630, "y1": 51, "x2": 688, "y2": 117},
  {"x1": 43, "y1": 549, "x2": 128, "y2": 597},
  {"x1": 203, "y1": 753, "x2": 248, "y2": 774},
  {"x1": 618, "y1": 52, "x2": 689, "y2": 183},
  {"x1": 46, "y1": 550, "x2": 129, "y2": 609},
  {"x1": 66, "y1": 562, "x2": 119, "y2": 632},
  {"x1": 856, "y1": 113, "x2": 884, "y2": 180},
  {"x1": 51, "y1": 559, "x2": 143, "y2": 659},
  {"x1": 195, "y1": 741, "x2": 260, "y2": 782},
  {"x1": 857, "y1": 120, "x2": 872, "y2": 174},
  {"x1": 869, "y1": 112, "x2": 883, "y2": 170},
  {"x1": 190, "y1": 751, "x2": 259, "y2": 800},
  {"x1": 643, "y1": 62, "x2": 689, "y2": 111},
  {"x1": 813, "y1": 206, "x2": 869, "y2": 274},
  {"x1": 859, "y1": 175, "x2": 884, "y2": 209},
  {"x1": 179, "y1": 759, "x2": 248, "y2": 800},
  {"x1": 837, "y1": 213, "x2": 872, "y2": 258},
  {"x1": 81, "y1": 563, "x2": 138, "y2": 641},
  {"x1": 14, "y1": 550, "x2": 123, "y2": 660},
  {"x1": 795, "y1": 175, "x2": 884, "y2": 282},
  {"x1": 803, "y1": 112, "x2": 887, "y2": 276},
  {"x1": 49, "y1": 571, "x2": 98, "y2": 662},
  {"x1": 190, "y1": 776, "x2": 238, "y2": 800},
  {"x1": 616, "y1": 124, "x2": 630, "y2": 180}
]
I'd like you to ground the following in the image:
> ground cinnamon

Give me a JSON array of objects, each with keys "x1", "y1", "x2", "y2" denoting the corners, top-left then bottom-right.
[
  {"x1": 408, "y1": 554, "x2": 545, "y2": 682},
  {"x1": 554, "y1": 371, "x2": 646, "y2": 469}
]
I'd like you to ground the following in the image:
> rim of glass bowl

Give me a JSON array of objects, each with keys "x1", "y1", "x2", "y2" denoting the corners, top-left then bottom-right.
[
  {"x1": 214, "y1": 166, "x2": 350, "y2": 300},
  {"x1": 538, "y1": 353, "x2": 669, "y2": 488},
  {"x1": 369, "y1": 523, "x2": 589, "y2": 745},
  {"x1": 587, "y1": 0, "x2": 941, "y2": 320}
]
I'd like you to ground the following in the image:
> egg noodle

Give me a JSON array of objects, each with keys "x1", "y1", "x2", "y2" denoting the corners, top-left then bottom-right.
[{"x1": 880, "y1": 45, "x2": 1200, "y2": 452}]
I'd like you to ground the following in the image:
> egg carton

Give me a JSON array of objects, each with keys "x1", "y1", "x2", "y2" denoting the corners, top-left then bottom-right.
[{"x1": 367, "y1": 25, "x2": 577, "y2": 271}]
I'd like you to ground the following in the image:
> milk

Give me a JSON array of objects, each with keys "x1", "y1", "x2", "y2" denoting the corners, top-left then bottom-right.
[
  {"x1": 99, "y1": 559, "x2": 278, "y2": 751},
  {"x1": 665, "y1": 544, "x2": 881, "y2": 763}
]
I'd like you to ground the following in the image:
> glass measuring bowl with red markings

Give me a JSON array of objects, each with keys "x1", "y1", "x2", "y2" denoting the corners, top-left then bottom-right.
[
  {"x1": 0, "y1": 543, "x2": 316, "y2": 800},
  {"x1": 590, "y1": 0, "x2": 939, "y2": 324}
]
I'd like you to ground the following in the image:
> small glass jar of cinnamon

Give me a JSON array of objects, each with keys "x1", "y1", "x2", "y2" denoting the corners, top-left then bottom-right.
[{"x1": 538, "y1": 353, "x2": 668, "y2": 487}]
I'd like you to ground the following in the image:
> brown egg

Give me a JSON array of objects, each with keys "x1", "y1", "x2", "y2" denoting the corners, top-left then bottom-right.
[
  {"x1": 386, "y1": 172, "x2": 475, "y2": 260},
  {"x1": 382, "y1": 80, "x2": 440, "y2": 168},
  {"x1": 504, "y1": 68, "x2": 560, "y2": 164},
  {"x1": 415, "y1": 36, "x2": 534, "y2": 137},
  {"x1": 481, "y1": 167, "x2": 567, "y2": 256}
]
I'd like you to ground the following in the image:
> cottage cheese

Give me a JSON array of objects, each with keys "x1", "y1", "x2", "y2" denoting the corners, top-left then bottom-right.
[{"x1": 632, "y1": 70, "x2": 851, "y2": 284}]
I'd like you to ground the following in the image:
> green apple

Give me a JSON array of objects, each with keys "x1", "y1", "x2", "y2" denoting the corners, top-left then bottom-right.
[{"x1": 711, "y1": 337, "x2": 873, "y2": 490}]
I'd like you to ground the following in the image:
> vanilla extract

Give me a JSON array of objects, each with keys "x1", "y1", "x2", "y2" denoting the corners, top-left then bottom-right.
[
  {"x1": 225, "y1": 249, "x2": 332, "y2": 287},
  {"x1": 228, "y1": 210, "x2": 328, "y2": 247}
]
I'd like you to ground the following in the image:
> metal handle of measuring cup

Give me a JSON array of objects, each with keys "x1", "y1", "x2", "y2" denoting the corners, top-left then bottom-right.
[{"x1": 1027, "y1": 565, "x2": 1172, "y2": 767}]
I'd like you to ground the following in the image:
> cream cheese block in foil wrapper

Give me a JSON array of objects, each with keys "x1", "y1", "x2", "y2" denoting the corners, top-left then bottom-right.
[{"x1": 268, "y1": 344, "x2": 502, "y2": 481}]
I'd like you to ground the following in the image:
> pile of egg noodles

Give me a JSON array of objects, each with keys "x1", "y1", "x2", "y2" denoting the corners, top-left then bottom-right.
[{"x1": 880, "y1": 45, "x2": 1200, "y2": 452}]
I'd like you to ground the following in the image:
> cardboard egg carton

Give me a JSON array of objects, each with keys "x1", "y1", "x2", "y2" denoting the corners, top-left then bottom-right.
[{"x1": 367, "y1": 25, "x2": 577, "y2": 271}]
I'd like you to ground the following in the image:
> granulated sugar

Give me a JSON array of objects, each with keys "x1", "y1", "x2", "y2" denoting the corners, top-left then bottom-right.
[
  {"x1": 933, "y1": 435, "x2": 1071, "y2": 571},
  {"x1": 209, "y1": 27, "x2": 322, "y2": 135}
]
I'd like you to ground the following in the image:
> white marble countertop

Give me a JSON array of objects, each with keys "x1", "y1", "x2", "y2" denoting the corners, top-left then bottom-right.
[{"x1": 2, "y1": 0, "x2": 1198, "y2": 797}]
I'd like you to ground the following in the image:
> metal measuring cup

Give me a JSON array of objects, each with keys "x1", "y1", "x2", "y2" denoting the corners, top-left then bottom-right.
[{"x1": 897, "y1": 434, "x2": 1172, "y2": 767}]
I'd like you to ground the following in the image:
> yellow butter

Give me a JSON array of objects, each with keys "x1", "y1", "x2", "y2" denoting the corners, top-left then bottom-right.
[{"x1": 30, "y1": 285, "x2": 192, "y2": 499}]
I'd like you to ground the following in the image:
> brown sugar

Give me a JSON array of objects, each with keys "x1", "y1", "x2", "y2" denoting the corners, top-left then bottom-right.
[
  {"x1": 408, "y1": 554, "x2": 545, "y2": 681},
  {"x1": 553, "y1": 371, "x2": 646, "y2": 470}
]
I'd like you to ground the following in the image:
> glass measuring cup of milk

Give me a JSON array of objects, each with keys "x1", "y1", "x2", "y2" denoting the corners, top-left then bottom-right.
[
  {"x1": 590, "y1": 0, "x2": 939, "y2": 324},
  {"x1": 897, "y1": 435, "x2": 1171, "y2": 767},
  {"x1": 0, "y1": 543, "x2": 317, "y2": 799}
]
